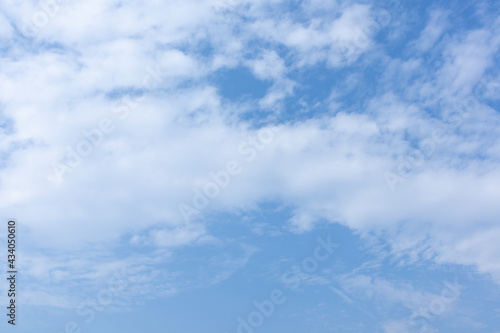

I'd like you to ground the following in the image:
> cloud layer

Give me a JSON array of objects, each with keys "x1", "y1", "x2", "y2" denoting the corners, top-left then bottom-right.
[{"x1": 0, "y1": 1, "x2": 499, "y2": 322}]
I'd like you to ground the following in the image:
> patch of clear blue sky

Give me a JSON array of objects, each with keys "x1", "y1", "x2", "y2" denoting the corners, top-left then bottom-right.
[
  {"x1": 21, "y1": 208, "x2": 500, "y2": 332},
  {"x1": 214, "y1": 66, "x2": 271, "y2": 101}
]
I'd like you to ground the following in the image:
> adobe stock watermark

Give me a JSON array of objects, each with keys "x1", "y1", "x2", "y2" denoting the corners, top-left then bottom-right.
[
  {"x1": 178, "y1": 116, "x2": 284, "y2": 223},
  {"x1": 47, "y1": 64, "x2": 164, "y2": 185},
  {"x1": 384, "y1": 102, "x2": 461, "y2": 192},
  {"x1": 19, "y1": 0, "x2": 62, "y2": 38},
  {"x1": 55, "y1": 268, "x2": 130, "y2": 333},
  {"x1": 233, "y1": 235, "x2": 338, "y2": 333},
  {"x1": 409, "y1": 280, "x2": 462, "y2": 330},
  {"x1": 385, "y1": 77, "x2": 500, "y2": 192}
]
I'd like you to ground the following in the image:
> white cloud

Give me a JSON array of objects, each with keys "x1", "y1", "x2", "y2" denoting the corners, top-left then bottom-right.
[
  {"x1": 247, "y1": 50, "x2": 286, "y2": 81},
  {"x1": 413, "y1": 9, "x2": 449, "y2": 52},
  {"x1": 148, "y1": 224, "x2": 206, "y2": 248}
]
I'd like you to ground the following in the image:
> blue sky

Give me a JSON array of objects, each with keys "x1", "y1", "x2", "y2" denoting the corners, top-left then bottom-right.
[{"x1": 1, "y1": 0, "x2": 500, "y2": 332}]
